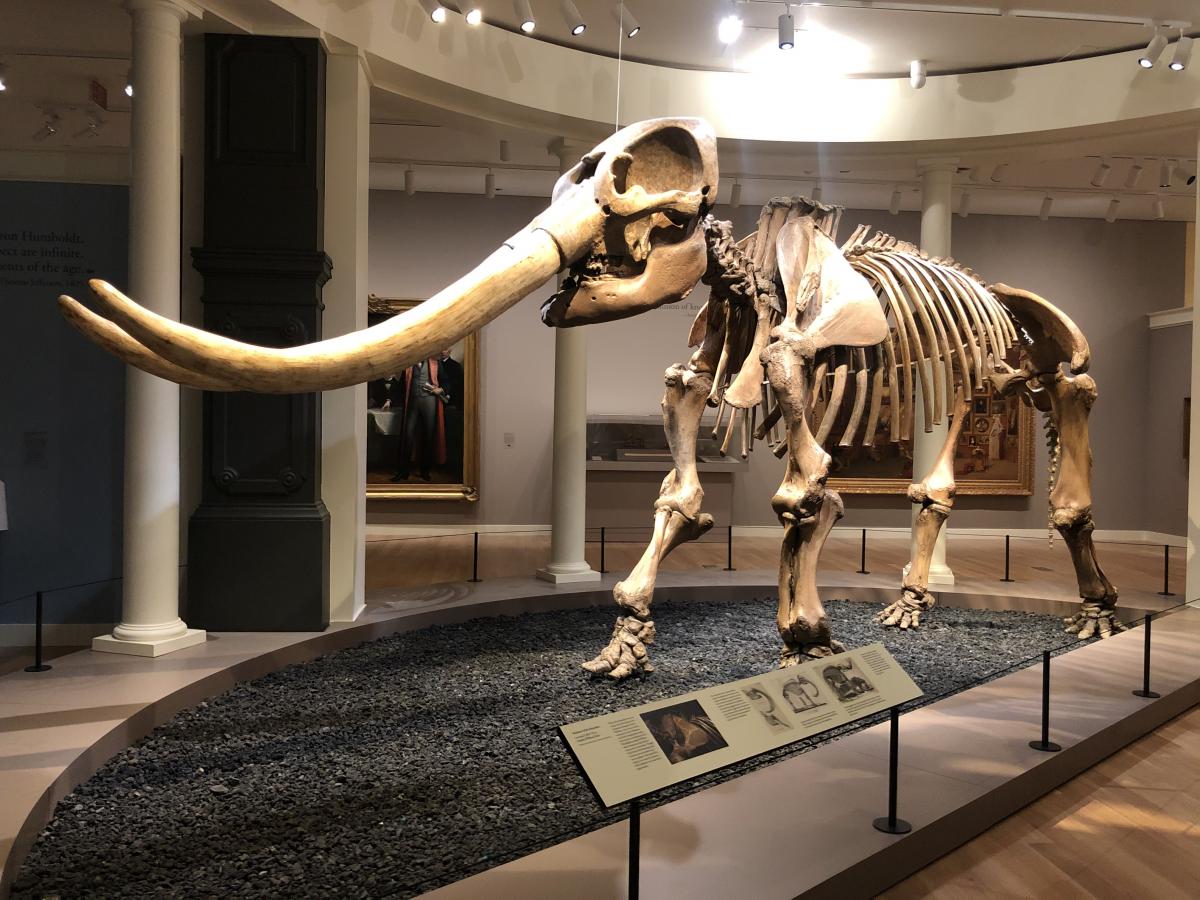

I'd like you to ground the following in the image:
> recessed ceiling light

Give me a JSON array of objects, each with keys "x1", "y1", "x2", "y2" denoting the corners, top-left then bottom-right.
[
  {"x1": 125, "y1": 67, "x2": 133, "y2": 97},
  {"x1": 465, "y1": 7, "x2": 483, "y2": 25},
  {"x1": 0, "y1": 64, "x2": 8, "y2": 92}
]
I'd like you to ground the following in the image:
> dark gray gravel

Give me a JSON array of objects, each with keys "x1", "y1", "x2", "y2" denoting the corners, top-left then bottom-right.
[{"x1": 13, "y1": 598, "x2": 1081, "y2": 899}]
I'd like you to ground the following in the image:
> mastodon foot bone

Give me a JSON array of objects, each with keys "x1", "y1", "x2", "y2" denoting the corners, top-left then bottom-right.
[
  {"x1": 1063, "y1": 599, "x2": 1127, "y2": 640},
  {"x1": 581, "y1": 616, "x2": 657, "y2": 681},
  {"x1": 876, "y1": 588, "x2": 935, "y2": 630},
  {"x1": 780, "y1": 638, "x2": 846, "y2": 668}
]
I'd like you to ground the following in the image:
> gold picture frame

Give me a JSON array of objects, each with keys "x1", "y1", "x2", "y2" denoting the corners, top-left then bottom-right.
[
  {"x1": 364, "y1": 296, "x2": 480, "y2": 502},
  {"x1": 825, "y1": 379, "x2": 1035, "y2": 497}
]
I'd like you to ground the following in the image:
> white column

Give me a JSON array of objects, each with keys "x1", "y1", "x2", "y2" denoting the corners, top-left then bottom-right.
[
  {"x1": 322, "y1": 44, "x2": 369, "y2": 622},
  {"x1": 909, "y1": 158, "x2": 959, "y2": 586},
  {"x1": 95, "y1": 0, "x2": 205, "y2": 657},
  {"x1": 538, "y1": 139, "x2": 600, "y2": 584},
  {"x1": 1186, "y1": 130, "x2": 1200, "y2": 605}
]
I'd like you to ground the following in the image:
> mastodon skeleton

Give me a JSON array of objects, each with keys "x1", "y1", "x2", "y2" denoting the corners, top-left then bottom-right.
[{"x1": 55, "y1": 117, "x2": 1118, "y2": 683}]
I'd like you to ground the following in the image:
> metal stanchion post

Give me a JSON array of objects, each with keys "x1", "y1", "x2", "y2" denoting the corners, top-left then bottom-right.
[
  {"x1": 1158, "y1": 545, "x2": 1174, "y2": 597},
  {"x1": 468, "y1": 532, "x2": 482, "y2": 583},
  {"x1": 1029, "y1": 650, "x2": 1061, "y2": 752},
  {"x1": 24, "y1": 591, "x2": 52, "y2": 673},
  {"x1": 600, "y1": 526, "x2": 608, "y2": 574},
  {"x1": 1133, "y1": 614, "x2": 1161, "y2": 699},
  {"x1": 872, "y1": 707, "x2": 912, "y2": 834},
  {"x1": 628, "y1": 797, "x2": 640, "y2": 899},
  {"x1": 857, "y1": 528, "x2": 870, "y2": 575},
  {"x1": 724, "y1": 524, "x2": 735, "y2": 571},
  {"x1": 1000, "y1": 534, "x2": 1014, "y2": 583}
]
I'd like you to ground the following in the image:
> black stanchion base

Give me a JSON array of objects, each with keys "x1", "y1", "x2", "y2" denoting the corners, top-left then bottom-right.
[
  {"x1": 24, "y1": 664, "x2": 52, "y2": 673},
  {"x1": 1028, "y1": 739, "x2": 1062, "y2": 752},
  {"x1": 1132, "y1": 689, "x2": 1162, "y2": 699},
  {"x1": 723, "y1": 567, "x2": 735, "y2": 572},
  {"x1": 1000, "y1": 578, "x2": 1015, "y2": 583},
  {"x1": 468, "y1": 578, "x2": 482, "y2": 584},
  {"x1": 1157, "y1": 591, "x2": 1175, "y2": 597},
  {"x1": 872, "y1": 816, "x2": 912, "y2": 835},
  {"x1": 857, "y1": 569, "x2": 870, "y2": 575}
]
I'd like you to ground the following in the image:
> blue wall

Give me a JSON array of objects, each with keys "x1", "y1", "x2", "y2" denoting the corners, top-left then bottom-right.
[{"x1": 0, "y1": 181, "x2": 128, "y2": 625}]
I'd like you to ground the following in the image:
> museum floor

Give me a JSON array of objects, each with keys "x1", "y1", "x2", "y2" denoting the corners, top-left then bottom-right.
[{"x1": 0, "y1": 532, "x2": 1195, "y2": 898}]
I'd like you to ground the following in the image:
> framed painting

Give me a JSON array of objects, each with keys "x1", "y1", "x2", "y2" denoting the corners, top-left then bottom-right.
[
  {"x1": 365, "y1": 296, "x2": 480, "y2": 501},
  {"x1": 823, "y1": 361, "x2": 1035, "y2": 497}
]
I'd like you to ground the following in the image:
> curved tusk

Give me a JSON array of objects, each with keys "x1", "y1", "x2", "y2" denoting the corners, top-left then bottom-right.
[
  {"x1": 85, "y1": 224, "x2": 572, "y2": 394},
  {"x1": 59, "y1": 295, "x2": 240, "y2": 391}
]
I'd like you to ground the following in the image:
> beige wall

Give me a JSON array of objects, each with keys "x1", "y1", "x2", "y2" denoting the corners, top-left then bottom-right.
[{"x1": 368, "y1": 191, "x2": 1189, "y2": 536}]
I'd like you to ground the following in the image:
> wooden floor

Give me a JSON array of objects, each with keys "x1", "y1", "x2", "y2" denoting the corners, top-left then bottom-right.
[
  {"x1": 366, "y1": 532, "x2": 1196, "y2": 898},
  {"x1": 365, "y1": 529, "x2": 1185, "y2": 600},
  {"x1": 879, "y1": 704, "x2": 1200, "y2": 900}
]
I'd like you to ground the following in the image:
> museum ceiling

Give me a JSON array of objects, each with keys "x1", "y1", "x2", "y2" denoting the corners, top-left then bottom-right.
[{"x1": 0, "y1": 0, "x2": 1195, "y2": 220}]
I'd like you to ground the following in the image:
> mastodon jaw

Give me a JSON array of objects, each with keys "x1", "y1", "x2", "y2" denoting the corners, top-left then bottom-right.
[
  {"x1": 66, "y1": 194, "x2": 600, "y2": 393},
  {"x1": 58, "y1": 296, "x2": 240, "y2": 391}
]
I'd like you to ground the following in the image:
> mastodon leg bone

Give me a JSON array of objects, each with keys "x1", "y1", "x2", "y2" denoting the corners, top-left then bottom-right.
[
  {"x1": 1035, "y1": 368, "x2": 1124, "y2": 639},
  {"x1": 777, "y1": 490, "x2": 845, "y2": 667},
  {"x1": 582, "y1": 362, "x2": 714, "y2": 680},
  {"x1": 879, "y1": 388, "x2": 970, "y2": 630}
]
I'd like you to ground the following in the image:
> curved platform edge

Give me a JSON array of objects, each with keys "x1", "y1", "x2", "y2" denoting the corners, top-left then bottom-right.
[{"x1": 0, "y1": 570, "x2": 1190, "y2": 897}]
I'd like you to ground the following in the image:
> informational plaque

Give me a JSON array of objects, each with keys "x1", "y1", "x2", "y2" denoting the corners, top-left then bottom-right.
[{"x1": 560, "y1": 643, "x2": 921, "y2": 807}]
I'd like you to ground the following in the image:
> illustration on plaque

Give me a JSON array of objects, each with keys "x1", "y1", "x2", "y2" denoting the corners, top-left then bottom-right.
[
  {"x1": 742, "y1": 684, "x2": 793, "y2": 733},
  {"x1": 780, "y1": 674, "x2": 827, "y2": 713},
  {"x1": 821, "y1": 659, "x2": 877, "y2": 703},
  {"x1": 640, "y1": 700, "x2": 730, "y2": 765}
]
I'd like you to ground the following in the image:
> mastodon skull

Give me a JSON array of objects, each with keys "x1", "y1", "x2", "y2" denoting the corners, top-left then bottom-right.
[
  {"x1": 57, "y1": 117, "x2": 718, "y2": 394},
  {"x1": 539, "y1": 117, "x2": 717, "y2": 327}
]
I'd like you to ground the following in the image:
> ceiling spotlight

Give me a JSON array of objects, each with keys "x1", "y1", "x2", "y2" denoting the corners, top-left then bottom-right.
[
  {"x1": 613, "y1": 2, "x2": 640, "y2": 39},
  {"x1": 32, "y1": 109, "x2": 60, "y2": 141},
  {"x1": 779, "y1": 7, "x2": 795, "y2": 50},
  {"x1": 990, "y1": 163, "x2": 1008, "y2": 183},
  {"x1": 1039, "y1": 195, "x2": 1053, "y2": 221},
  {"x1": 404, "y1": 165, "x2": 415, "y2": 196},
  {"x1": 0, "y1": 63, "x2": 8, "y2": 92},
  {"x1": 73, "y1": 115, "x2": 104, "y2": 139},
  {"x1": 560, "y1": 0, "x2": 586, "y2": 35},
  {"x1": 889, "y1": 188, "x2": 902, "y2": 216},
  {"x1": 811, "y1": 183, "x2": 823, "y2": 203},
  {"x1": 1171, "y1": 34, "x2": 1193, "y2": 71},
  {"x1": 1104, "y1": 198, "x2": 1120, "y2": 223},
  {"x1": 729, "y1": 180, "x2": 742, "y2": 208},
  {"x1": 485, "y1": 169, "x2": 496, "y2": 199},
  {"x1": 718, "y1": 13, "x2": 743, "y2": 44},
  {"x1": 125, "y1": 67, "x2": 133, "y2": 97},
  {"x1": 909, "y1": 59, "x2": 927, "y2": 89},
  {"x1": 1123, "y1": 163, "x2": 1144, "y2": 190},
  {"x1": 1154, "y1": 197, "x2": 1166, "y2": 220},
  {"x1": 465, "y1": 7, "x2": 483, "y2": 25},
  {"x1": 957, "y1": 191, "x2": 970, "y2": 218},
  {"x1": 1138, "y1": 27, "x2": 1167, "y2": 68},
  {"x1": 1090, "y1": 159, "x2": 1111, "y2": 188},
  {"x1": 1180, "y1": 163, "x2": 1198, "y2": 186},
  {"x1": 515, "y1": 0, "x2": 535, "y2": 32},
  {"x1": 1160, "y1": 158, "x2": 1176, "y2": 188},
  {"x1": 417, "y1": 0, "x2": 446, "y2": 23},
  {"x1": 499, "y1": 139, "x2": 511, "y2": 162}
]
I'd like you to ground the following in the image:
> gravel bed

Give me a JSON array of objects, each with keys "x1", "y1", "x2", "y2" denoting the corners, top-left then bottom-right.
[{"x1": 13, "y1": 597, "x2": 1081, "y2": 899}]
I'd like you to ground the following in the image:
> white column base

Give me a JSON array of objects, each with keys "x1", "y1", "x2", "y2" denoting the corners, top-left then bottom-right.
[
  {"x1": 901, "y1": 561, "x2": 956, "y2": 587},
  {"x1": 536, "y1": 563, "x2": 602, "y2": 584},
  {"x1": 93, "y1": 628, "x2": 206, "y2": 658}
]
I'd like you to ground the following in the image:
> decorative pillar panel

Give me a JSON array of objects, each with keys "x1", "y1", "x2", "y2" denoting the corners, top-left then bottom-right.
[{"x1": 187, "y1": 35, "x2": 330, "y2": 631}]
